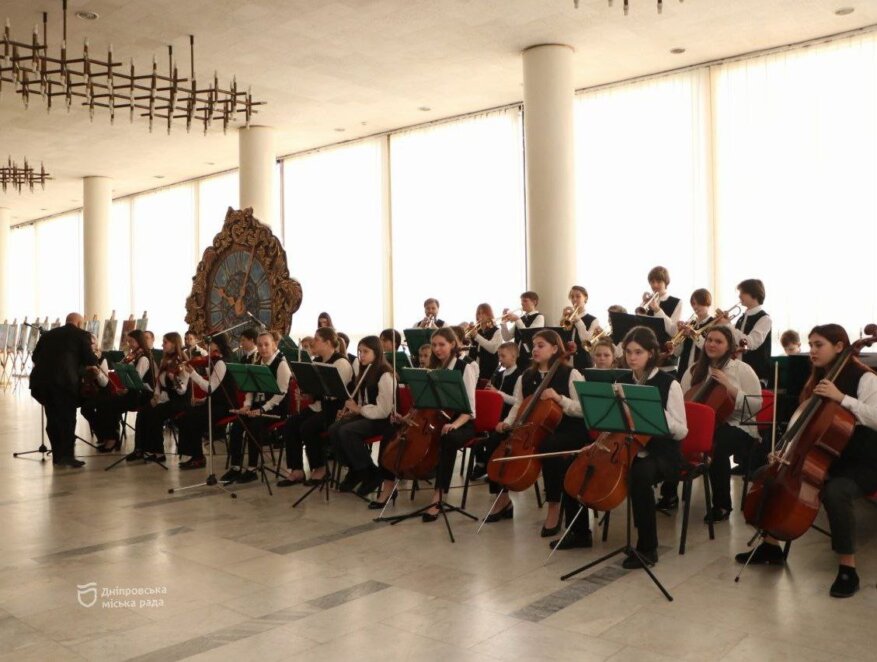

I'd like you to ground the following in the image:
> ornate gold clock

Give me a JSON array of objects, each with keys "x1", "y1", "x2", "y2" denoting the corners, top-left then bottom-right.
[{"x1": 185, "y1": 207, "x2": 302, "y2": 342}]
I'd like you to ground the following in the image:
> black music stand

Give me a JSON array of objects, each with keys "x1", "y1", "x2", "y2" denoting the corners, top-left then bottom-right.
[
  {"x1": 609, "y1": 312, "x2": 670, "y2": 346},
  {"x1": 225, "y1": 363, "x2": 283, "y2": 495},
  {"x1": 377, "y1": 367, "x2": 476, "y2": 543},
  {"x1": 104, "y1": 363, "x2": 167, "y2": 471},
  {"x1": 557, "y1": 380, "x2": 674, "y2": 602},
  {"x1": 288, "y1": 361, "x2": 350, "y2": 507},
  {"x1": 584, "y1": 368, "x2": 633, "y2": 383}
]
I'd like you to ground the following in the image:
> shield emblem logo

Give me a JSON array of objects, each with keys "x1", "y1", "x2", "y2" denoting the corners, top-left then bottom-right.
[{"x1": 77, "y1": 582, "x2": 98, "y2": 608}]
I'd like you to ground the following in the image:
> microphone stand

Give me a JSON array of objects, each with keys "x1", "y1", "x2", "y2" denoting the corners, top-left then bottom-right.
[{"x1": 169, "y1": 319, "x2": 252, "y2": 499}]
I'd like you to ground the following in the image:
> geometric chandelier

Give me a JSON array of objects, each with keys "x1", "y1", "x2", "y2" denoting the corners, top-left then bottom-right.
[
  {"x1": 0, "y1": 157, "x2": 50, "y2": 193},
  {"x1": 0, "y1": 0, "x2": 264, "y2": 134}
]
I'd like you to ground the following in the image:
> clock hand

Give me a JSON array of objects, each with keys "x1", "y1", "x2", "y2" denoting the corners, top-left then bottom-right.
[
  {"x1": 239, "y1": 245, "x2": 257, "y2": 299},
  {"x1": 216, "y1": 287, "x2": 236, "y2": 306}
]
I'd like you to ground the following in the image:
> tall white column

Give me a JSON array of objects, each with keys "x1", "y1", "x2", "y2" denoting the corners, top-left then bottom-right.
[
  {"x1": 83, "y1": 176, "x2": 113, "y2": 319},
  {"x1": 239, "y1": 126, "x2": 279, "y2": 233},
  {"x1": 522, "y1": 44, "x2": 577, "y2": 326},
  {"x1": 0, "y1": 208, "x2": 10, "y2": 320}
]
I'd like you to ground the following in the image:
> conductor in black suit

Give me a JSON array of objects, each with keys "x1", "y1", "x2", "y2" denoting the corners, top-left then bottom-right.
[{"x1": 29, "y1": 312, "x2": 98, "y2": 468}]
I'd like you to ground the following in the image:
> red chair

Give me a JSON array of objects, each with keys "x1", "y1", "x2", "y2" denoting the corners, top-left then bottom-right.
[
  {"x1": 459, "y1": 389, "x2": 504, "y2": 509},
  {"x1": 678, "y1": 401, "x2": 716, "y2": 554}
]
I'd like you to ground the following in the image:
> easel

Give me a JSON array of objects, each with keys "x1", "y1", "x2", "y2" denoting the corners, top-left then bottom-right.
[
  {"x1": 224, "y1": 362, "x2": 283, "y2": 495},
  {"x1": 104, "y1": 362, "x2": 167, "y2": 471},
  {"x1": 557, "y1": 380, "x2": 674, "y2": 602},
  {"x1": 377, "y1": 367, "x2": 477, "y2": 543},
  {"x1": 286, "y1": 360, "x2": 351, "y2": 507}
]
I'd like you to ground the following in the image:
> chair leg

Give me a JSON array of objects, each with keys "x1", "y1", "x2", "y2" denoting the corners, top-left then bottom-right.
[
  {"x1": 411, "y1": 479, "x2": 418, "y2": 501},
  {"x1": 533, "y1": 481, "x2": 544, "y2": 509},
  {"x1": 740, "y1": 475, "x2": 749, "y2": 512},
  {"x1": 461, "y1": 449, "x2": 476, "y2": 510},
  {"x1": 679, "y1": 479, "x2": 692, "y2": 555},
  {"x1": 783, "y1": 540, "x2": 792, "y2": 560},
  {"x1": 702, "y1": 470, "x2": 715, "y2": 541},
  {"x1": 459, "y1": 448, "x2": 466, "y2": 477},
  {"x1": 601, "y1": 510, "x2": 610, "y2": 542}
]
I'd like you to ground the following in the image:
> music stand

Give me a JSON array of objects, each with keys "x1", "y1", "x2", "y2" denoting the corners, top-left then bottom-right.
[
  {"x1": 584, "y1": 368, "x2": 633, "y2": 383},
  {"x1": 385, "y1": 351, "x2": 412, "y2": 369},
  {"x1": 403, "y1": 328, "x2": 434, "y2": 367},
  {"x1": 608, "y1": 312, "x2": 670, "y2": 346},
  {"x1": 556, "y1": 380, "x2": 674, "y2": 602},
  {"x1": 280, "y1": 336, "x2": 311, "y2": 363},
  {"x1": 378, "y1": 367, "x2": 476, "y2": 543},
  {"x1": 288, "y1": 361, "x2": 350, "y2": 507},
  {"x1": 103, "y1": 363, "x2": 166, "y2": 471},
  {"x1": 170, "y1": 319, "x2": 252, "y2": 499},
  {"x1": 224, "y1": 363, "x2": 283, "y2": 494}
]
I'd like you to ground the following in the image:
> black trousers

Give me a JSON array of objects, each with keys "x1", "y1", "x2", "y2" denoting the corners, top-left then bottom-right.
[
  {"x1": 821, "y1": 457, "x2": 877, "y2": 555},
  {"x1": 90, "y1": 396, "x2": 125, "y2": 442},
  {"x1": 708, "y1": 424, "x2": 761, "y2": 511},
  {"x1": 35, "y1": 388, "x2": 78, "y2": 459},
  {"x1": 541, "y1": 429, "x2": 588, "y2": 503},
  {"x1": 135, "y1": 400, "x2": 184, "y2": 454},
  {"x1": 328, "y1": 416, "x2": 393, "y2": 471},
  {"x1": 435, "y1": 421, "x2": 476, "y2": 493},
  {"x1": 630, "y1": 452, "x2": 674, "y2": 553},
  {"x1": 178, "y1": 405, "x2": 228, "y2": 459},
  {"x1": 229, "y1": 418, "x2": 262, "y2": 469},
  {"x1": 284, "y1": 409, "x2": 329, "y2": 471}
]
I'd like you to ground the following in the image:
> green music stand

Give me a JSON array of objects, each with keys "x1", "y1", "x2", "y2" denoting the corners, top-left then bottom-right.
[
  {"x1": 280, "y1": 336, "x2": 311, "y2": 363},
  {"x1": 104, "y1": 350, "x2": 124, "y2": 365},
  {"x1": 385, "y1": 351, "x2": 412, "y2": 370},
  {"x1": 111, "y1": 362, "x2": 146, "y2": 391},
  {"x1": 403, "y1": 328, "x2": 434, "y2": 367},
  {"x1": 563, "y1": 380, "x2": 673, "y2": 601}
]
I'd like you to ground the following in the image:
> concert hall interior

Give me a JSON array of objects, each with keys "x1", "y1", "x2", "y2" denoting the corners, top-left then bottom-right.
[{"x1": 3, "y1": 1, "x2": 877, "y2": 660}]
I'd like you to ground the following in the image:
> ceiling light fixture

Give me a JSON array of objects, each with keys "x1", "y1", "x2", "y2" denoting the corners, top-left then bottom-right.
[
  {"x1": 670, "y1": 47, "x2": 686, "y2": 54},
  {"x1": 835, "y1": 7, "x2": 855, "y2": 16},
  {"x1": 333, "y1": 127, "x2": 345, "y2": 132},
  {"x1": 0, "y1": 0, "x2": 264, "y2": 135},
  {"x1": 75, "y1": 10, "x2": 99, "y2": 21},
  {"x1": 0, "y1": 157, "x2": 50, "y2": 193},
  {"x1": 602, "y1": 0, "x2": 682, "y2": 13},
  {"x1": 418, "y1": 106, "x2": 431, "y2": 111}
]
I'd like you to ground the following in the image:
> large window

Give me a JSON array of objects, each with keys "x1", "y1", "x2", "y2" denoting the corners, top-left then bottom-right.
[
  {"x1": 390, "y1": 109, "x2": 526, "y2": 328},
  {"x1": 130, "y1": 184, "x2": 196, "y2": 336},
  {"x1": 283, "y1": 139, "x2": 386, "y2": 343},
  {"x1": 108, "y1": 200, "x2": 132, "y2": 317},
  {"x1": 198, "y1": 170, "x2": 239, "y2": 254},
  {"x1": 574, "y1": 69, "x2": 712, "y2": 322},
  {"x1": 35, "y1": 212, "x2": 83, "y2": 323},
  {"x1": 712, "y1": 33, "x2": 877, "y2": 344},
  {"x1": 7, "y1": 224, "x2": 36, "y2": 318}
]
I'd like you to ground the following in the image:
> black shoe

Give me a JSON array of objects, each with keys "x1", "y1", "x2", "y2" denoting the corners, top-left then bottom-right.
[
  {"x1": 338, "y1": 469, "x2": 364, "y2": 493},
  {"x1": 422, "y1": 508, "x2": 440, "y2": 523},
  {"x1": 469, "y1": 463, "x2": 488, "y2": 481},
  {"x1": 549, "y1": 531, "x2": 593, "y2": 550},
  {"x1": 622, "y1": 549, "x2": 658, "y2": 569},
  {"x1": 830, "y1": 566, "x2": 859, "y2": 598},
  {"x1": 236, "y1": 470, "x2": 258, "y2": 484},
  {"x1": 705, "y1": 506, "x2": 732, "y2": 523},
  {"x1": 368, "y1": 496, "x2": 395, "y2": 510},
  {"x1": 53, "y1": 457, "x2": 85, "y2": 468},
  {"x1": 179, "y1": 456, "x2": 205, "y2": 470},
  {"x1": 656, "y1": 495, "x2": 679, "y2": 511},
  {"x1": 145, "y1": 453, "x2": 166, "y2": 463},
  {"x1": 355, "y1": 468, "x2": 383, "y2": 497},
  {"x1": 125, "y1": 449, "x2": 144, "y2": 462},
  {"x1": 303, "y1": 471, "x2": 327, "y2": 486},
  {"x1": 730, "y1": 465, "x2": 747, "y2": 476},
  {"x1": 220, "y1": 468, "x2": 241, "y2": 484},
  {"x1": 484, "y1": 503, "x2": 514, "y2": 523},
  {"x1": 540, "y1": 522, "x2": 562, "y2": 538},
  {"x1": 98, "y1": 439, "x2": 120, "y2": 453},
  {"x1": 734, "y1": 542, "x2": 785, "y2": 565},
  {"x1": 277, "y1": 476, "x2": 303, "y2": 487}
]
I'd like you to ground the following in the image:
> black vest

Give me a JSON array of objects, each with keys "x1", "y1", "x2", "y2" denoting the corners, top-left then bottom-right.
[
  {"x1": 469, "y1": 326, "x2": 500, "y2": 380},
  {"x1": 253, "y1": 353, "x2": 289, "y2": 416},
  {"x1": 572, "y1": 314, "x2": 597, "y2": 372},
  {"x1": 521, "y1": 312, "x2": 541, "y2": 328},
  {"x1": 678, "y1": 316, "x2": 714, "y2": 380},
  {"x1": 491, "y1": 366, "x2": 518, "y2": 419},
  {"x1": 831, "y1": 368, "x2": 877, "y2": 471},
  {"x1": 647, "y1": 296, "x2": 680, "y2": 320},
  {"x1": 210, "y1": 360, "x2": 234, "y2": 418},
  {"x1": 239, "y1": 349, "x2": 258, "y2": 365},
  {"x1": 736, "y1": 310, "x2": 771, "y2": 381},
  {"x1": 521, "y1": 364, "x2": 582, "y2": 433}
]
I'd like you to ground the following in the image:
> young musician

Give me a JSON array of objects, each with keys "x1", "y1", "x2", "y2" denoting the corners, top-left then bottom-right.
[
  {"x1": 781, "y1": 329, "x2": 802, "y2": 355},
  {"x1": 82, "y1": 333, "x2": 123, "y2": 452},
  {"x1": 222, "y1": 331, "x2": 290, "y2": 484},
  {"x1": 674, "y1": 288, "x2": 715, "y2": 379},
  {"x1": 501, "y1": 291, "x2": 545, "y2": 369},
  {"x1": 317, "y1": 312, "x2": 334, "y2": 329},
  {"x1": 124, "y1": 330, "x2": 160, "y2": 462},
  {"x1": 640, "y1": 266, "x2": 682, "y2": 336},
  {"x1": 235, "y1": 328, "x2": 259, "y2": 364},
  {"x1": 300, "y1": 336, "x2": 315, "y2": 355},
  {"x1": 178, "y1": 334, "x2": 236, "y2": 469},
  {"x1": 735, "y1": 325, "x2": 877, "y2": 598},
  {"x1": 590, "y1": 338, "x2": 617, "y2": 370},
  {"x1": 143, "y1": 331, "x2": 155, "y2": 351},
  {"x1": 135, "y1": 333, "x2": 190, "y2": 462},
  {"x1": 721, "y1": 278, "x2": 772, "y2": 383},
  {"x1": 566, "y1": 285, "x2": 600, "y2": 371},
  {"x1": 468, "y1": 303, "x2": 501, "y2": 382},
  {"x1": 380, "y1": 328, "x2": 402, "y2": 352},
  {"x1": 414, "y1": 298, "x2": 445, "y2": 329},
  {"x1": 338, "y1": 332, "x2": 357, "y2": 363},
  {"x1": 665, "y1": 326, "x2": 761, "y2": 516},
  {"x1": 280, "y1": 327, "x2": 353, "y2": 486},
  {"x1": 184, "y1": 330, "x2": 207, "y2": 358},
  {"x1": 616, "y1": 327, "x2": 688, "y2": 567},
  {"x1": 493, "y1": 331, "x2": 588, "y2": 542},
  {"x1": 328, "y1": 336, "x2": 397, "y2": 497},
  {"x1": 471, "y1": 342, "x2": 519, "y2": 482},
  {"x1": 417, "y1": 344, "x2": 432, "y2": 369}
]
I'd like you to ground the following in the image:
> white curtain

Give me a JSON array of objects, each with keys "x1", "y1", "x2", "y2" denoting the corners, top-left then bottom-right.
[
  {"x1": 390, "y1": 109, "x2": 526, "y2": 329},
  {"x1": 283, "y1": 139, "x2": 386, "y2": 344},
  {"x1": 198, "y1": 170, "x2": 239, "y2": 254},
  {"x1": 713, "y1": 33, "x2": 877, "y2": 347},
  {"x1": 130, "y1": 184, "x2": 196, "y2": 337},
  {"x1": 7, "y1": 224, "x2": 36, "y2": 319},
  {"x1": 574, "y1": 69, "x2": 713, "y2": 322},
  {"x1": 35, "y1": 212, "x2": 83, "y2": 323}
]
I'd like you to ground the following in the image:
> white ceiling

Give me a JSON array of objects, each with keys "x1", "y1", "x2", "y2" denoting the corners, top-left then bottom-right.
[{"x1": 1, "y1": 0, "x2": 875, "y2": 224}]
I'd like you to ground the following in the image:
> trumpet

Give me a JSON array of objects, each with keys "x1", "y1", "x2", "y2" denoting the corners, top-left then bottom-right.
[
  {"x1": 635, "y1": 291, "x2": 660, "y2": 315},
  {"x1": 664, "y1": 313, "x2": 699, "y2": 351},
  {"x1": 690, "y1": 304, "x2": 743, "y2": 340},
  {"x1": 500, "y1": 308, "x2": 523, "y2": 324},
  {"x1": 464, "y1": 317, "x2": 496, "y2": 340},
  {"x1": 582, "y1": 326, "x2": 611, "y2": 352},
  {"x1": 419, "y1": 315, "x2": 438, "y2": 329},
  {"x1": 560, "y1": 305, "x2": 583, "y2": 331}
]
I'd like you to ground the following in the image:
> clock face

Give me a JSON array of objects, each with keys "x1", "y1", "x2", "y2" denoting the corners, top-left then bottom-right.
[{"x1": 207, "y1": 248, "x2": 273, "y2": 339}]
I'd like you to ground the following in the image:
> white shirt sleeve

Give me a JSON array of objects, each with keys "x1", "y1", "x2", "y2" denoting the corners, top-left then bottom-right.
[
  {"x1": 336, "y1": 359, "x2": 354, "y2": 392},
  {"x1": 841, "y1": 371, "x2": 877, "y2": 430},
  {"x1": 680, "y1": 366, "x2": 693, "y2": 393},
  {"x1": 190, "y1": 360, "x2": 227, "y2": 393},
  {"x1": 665, "y1": 380, "x2": 688, "y2": 441},
  {"x1": 560, "y1": 369, "x2": 584, "y2": 418},
  {"x1": 654, "y1": 300, "x2": 682, "y2": 336},
  {"x1": 732, "y1": 314, "x2": 772, "y2": 352},
  {"x1": 475, "y1": 329, "x2": 502, "y2": 354},
  {"x1": 500, "y1": 323, "x2": 514, "y2": 342},
  {"x1": 504, "y1": 375, "x2": 524, "y2": 425},
  {"x1": 261, "y1": 359, "x2": 291, "y2": 413},
  {"x1": 135, "y1": 356, "x2": 150, "y2": 379},
  {"x1": 96, "y1": 358, "x2": 109, "y2": 387},
  {"x1": 463, "y1": 361, "x2": 478, "y2": 418},
  {"x1": 360, "y1": 372, "x2": 396, "y2": 420}
]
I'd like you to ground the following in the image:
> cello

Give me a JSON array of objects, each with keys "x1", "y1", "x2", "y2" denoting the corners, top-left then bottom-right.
[
  {"x1": 379, "y1": 408, "x2": 444, "y2": 480},
  {"x1": 743, "y1": 324, "x2": 877, "y2": 541},
  {"x1": 486, "y1": 349, "x2": 571, "y2": 492}
]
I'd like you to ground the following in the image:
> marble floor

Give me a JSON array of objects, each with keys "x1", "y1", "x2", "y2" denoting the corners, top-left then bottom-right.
[{"x1": 2, "y1": 390, "x2": 877, "y2": 661}]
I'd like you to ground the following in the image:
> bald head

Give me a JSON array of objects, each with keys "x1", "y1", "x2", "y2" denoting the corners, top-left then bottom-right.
[{"x1": 66, "y1": 313, "x2": 84, "y2": 328}]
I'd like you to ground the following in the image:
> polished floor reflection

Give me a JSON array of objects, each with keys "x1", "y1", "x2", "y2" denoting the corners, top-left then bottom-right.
[{"x1": 1, "y1": 391, "x2": 876, "y2": 661}]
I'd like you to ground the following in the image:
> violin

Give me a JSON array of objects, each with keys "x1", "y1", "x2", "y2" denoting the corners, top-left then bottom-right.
[
  {"x1": 563, "y1": 382, "x2": 651, "y2": 512},
  {"x1": 486, "y1": 350, "x2": 571, "y2": 492},
  {"x1": 743, "y1": 324, "x2": 877, "y2": 541},
  {"x1": 380, "y1": 409, "x2": 444, "y2": 480}
]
